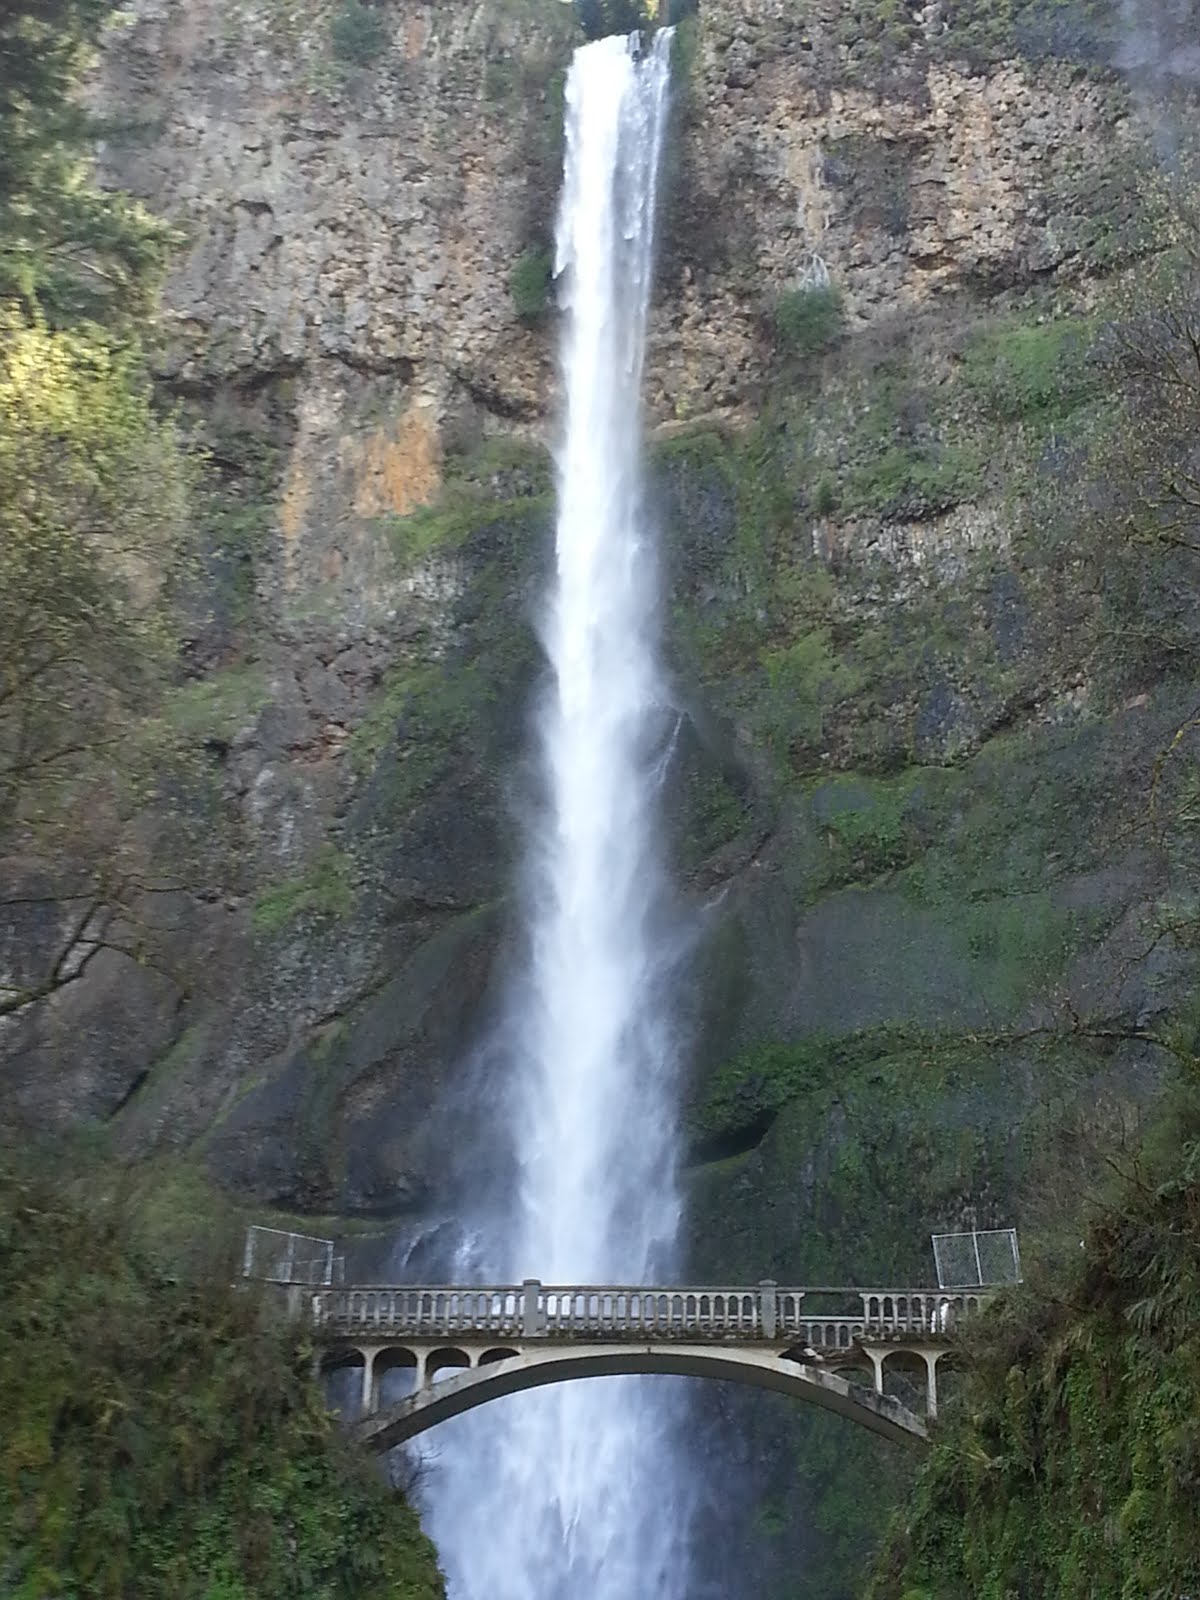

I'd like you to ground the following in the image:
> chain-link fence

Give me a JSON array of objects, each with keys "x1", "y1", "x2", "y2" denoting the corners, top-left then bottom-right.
[
  {"x1": 932, "y1": 1228, "x2": 1022, "y2": 1289},
  {"x1": 242, "y1": 1225, "x2": 340, "y2": 1286}
]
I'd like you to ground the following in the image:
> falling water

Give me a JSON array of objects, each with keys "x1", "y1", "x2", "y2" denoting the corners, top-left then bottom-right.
[{"x1": 426, "y1": 27, "x2": 692, "y2": 1600}]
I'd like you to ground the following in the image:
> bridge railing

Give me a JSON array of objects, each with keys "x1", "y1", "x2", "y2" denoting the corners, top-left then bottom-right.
[{"x1": 311, "y1": 1282, "x2": 992, "y2": 1345}]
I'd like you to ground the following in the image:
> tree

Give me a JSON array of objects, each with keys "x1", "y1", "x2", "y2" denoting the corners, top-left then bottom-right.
[
  {"x1": 576, "y1": 0, "x2": 653, "y2": 43},
  {"x1": 0, "y1": 2, "x2": 196, "y2": 1024},
  {"x1": 0, "y1": 0, "x2": 173, "y2": 324}
]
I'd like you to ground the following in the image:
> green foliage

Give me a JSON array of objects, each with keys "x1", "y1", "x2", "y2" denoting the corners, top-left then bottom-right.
[
  {"x1": 759, "y1": 629, "x2": 864, "y2": 764},
  {"x1": 846, "y1": 442, "x2": 982, "y2": 515},
  {"x1": 0, "y1": 1160, "x2": 444, "y2": 1599},
  {"x1": 0, "y1": 0, "x2": 215, "y2": 1025},
  {"x1": 814, "y1": 773, "x2": 928, "y2": 879},
  {"x1": 253, "y1": 844, "x2": 356, "y2": 935},
  {"x1": 867, "y1": 1110, "x2": 1200, "y2": 1600},
  {"x1": 509, "y1": 247, "x2": 554, "y2": 323},
  {"x1": 812, "y1": 475, "x2": 838, "y2": 516},
  {"x1": 329, "y1": 0, "x2": 388, "y2": 66},
  {"x1": 773, "y1": 284, "x2": 845, "y2": 358},
  {"x1": 960, "y1": 315, "x2": 1099, "y2": 425},
  {"x1": 164, "y1": 666, "x2": 269, "y2": 744},
  {"x1": 0, "y1": 0, "x2": 174, "y2": 323},
  {"x1": 346, "y1": 658, "x2": 483, "y2": 793},
  {"x1": 0, "y1": 314, "x2": 190, "y2": 833},
  {"x1": 378, "y1": 439, "x2": 552, "y2": 571},
  {"x1": 576, "y1": 0, "x2": 651, "y2": 41}
]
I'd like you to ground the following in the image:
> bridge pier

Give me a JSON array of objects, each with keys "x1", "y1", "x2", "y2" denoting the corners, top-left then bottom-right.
[
  {"x1": 924, "y1": 1349, "x2": 940, "y2": 1419},
  {"x1": 361, "y1": 1349, "x2": 377, "y2": 1416}
]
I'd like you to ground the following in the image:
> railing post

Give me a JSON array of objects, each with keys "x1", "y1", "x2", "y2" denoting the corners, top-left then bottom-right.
[
  {"x1": 759, "y1": 1280, "x2": 777, "y2": 1341},
  {"x1": 522, "y1": 1279, "x2": 543, "y2": 1338}
]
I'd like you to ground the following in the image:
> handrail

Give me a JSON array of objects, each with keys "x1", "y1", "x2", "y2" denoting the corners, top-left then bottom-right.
[{"x1": 309, "y1": 1283, "x2": 993, "y2": 1343}]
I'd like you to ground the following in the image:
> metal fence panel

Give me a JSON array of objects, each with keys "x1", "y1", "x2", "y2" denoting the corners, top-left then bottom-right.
[
  {"x1": 932, "y1": 1228, "x2": 1021, "y2": 1289},
  {"x1": 243, "y1": 1225, "x2": 335, "y2": 1286}
]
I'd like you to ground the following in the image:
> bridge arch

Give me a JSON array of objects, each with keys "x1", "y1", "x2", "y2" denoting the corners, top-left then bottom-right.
[{"x1": 353, "y1": 1345, "x2": 927, "y2": 1453}]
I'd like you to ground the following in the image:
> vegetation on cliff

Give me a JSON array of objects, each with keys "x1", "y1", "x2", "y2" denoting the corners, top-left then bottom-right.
[
  {"x1": 866, "y1": 1090, "x2": 1200, "y2": 1600},
  {"x1": 666, "y1": 172, "x2": 1200, "y2": 1598},
  {"x1": 0, "y1": 1154, "x2": 444, "y2": 1599},
  {"x1": 0, "y1": 0, "x2": 201, "y2": 1022}
]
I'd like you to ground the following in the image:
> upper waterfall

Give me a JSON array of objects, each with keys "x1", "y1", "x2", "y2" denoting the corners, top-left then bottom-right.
[
  {"x1": 426, "y1": 27, "x2": 694, "y2": 1600},
  {"x1": 519, "y1": 25, "x2": 679, "y2": 1287}
]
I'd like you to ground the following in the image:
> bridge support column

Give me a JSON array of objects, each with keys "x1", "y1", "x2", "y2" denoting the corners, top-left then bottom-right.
[
  {"x1": 922, "y1": 1351, "x2": 940, "y2": 1420},
  {"x1": 360, "y1": 1349, "x2": 378, "y2": 1418},
  {"x1": 759, "y1": 1280, "x2": 777, "y2": 1340},
  {"x1": 865, "y1": 1347, "x2": 885, "y2": 1396}
]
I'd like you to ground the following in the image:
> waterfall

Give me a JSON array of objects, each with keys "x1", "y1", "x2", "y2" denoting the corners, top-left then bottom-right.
[{"x1": 425, "y1": 28, "x2": 692, "y2": 1599}]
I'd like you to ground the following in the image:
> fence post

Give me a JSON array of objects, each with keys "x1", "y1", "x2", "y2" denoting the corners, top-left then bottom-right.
[
  {"x1": 759, "y1": 1280, "x2": 777, "y2": 1341},
  {"x1": 522, "y1": 1279, "x2": 543, "y2": 1338}
]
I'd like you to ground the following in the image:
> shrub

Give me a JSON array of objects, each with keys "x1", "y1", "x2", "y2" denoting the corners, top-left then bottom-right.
[
  {"x1": 812, "y1": 475, "x2": 838, "y2": 516},
  {"x1": 960, "y1": 315, "x2": 1098, "y2": 424},
  {"x1": 330, "y1": 0, "x2": 387, "y2": 66},
  {"x1": 0, "y1": 1162, "x2": 444, "y2": 1599},
  {"x1": 576, "y1": 0, "x2": 652, "y2": 40},
  {"x1": 847, "y1": 442, "x2": 981, "y2": 515},
  {"x1": 773, "y1": 283, "x2": 845, "y2": 357},
  {"x1": 510, "y1": 247, "x2": 554, "y2": 322}
]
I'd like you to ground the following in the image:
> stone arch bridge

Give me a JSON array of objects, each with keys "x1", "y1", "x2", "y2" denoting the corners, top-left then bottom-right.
[{"x1": 308, "y1": 1281, "x2": 991, "y2": 1451}]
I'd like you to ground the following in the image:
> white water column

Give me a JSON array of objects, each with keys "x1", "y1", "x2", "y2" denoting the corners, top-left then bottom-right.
[{"x1": 426, "y1": 30, "x2": 692, "y2": 1600}]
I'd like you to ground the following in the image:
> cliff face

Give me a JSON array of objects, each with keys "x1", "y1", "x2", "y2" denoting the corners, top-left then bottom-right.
[
  {"x1": 7, "y1": 0, "x2": 1200, "y2": 1592},
  {"x1": 45, "y1": 0, "x2": 1145, "y2": 1202}
]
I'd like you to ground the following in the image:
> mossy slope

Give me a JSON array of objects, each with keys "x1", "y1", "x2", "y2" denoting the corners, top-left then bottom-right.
[
  {"x1": 866, "y1": 1103, "x2": 1200, "y2": 1600},
  {"x1": 0, "y1": 1160, "x2": 444, "y2": 1600}
]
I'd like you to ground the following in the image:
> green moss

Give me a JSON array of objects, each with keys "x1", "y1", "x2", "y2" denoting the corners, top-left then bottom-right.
[
  {"x1": 253, "y1": 844, "x2": 356, "y2": 935},
  {"x1": 347, "y1": 659, "x2": 478, "y2": 785},
  {"x1": 510, "y1": 247, "x2": 554, "y2": 322},
  {"x1": 0, "y1": 1158, "x2": 443, "y2": 1599},
  {"x1": 813, "y1": 771, "x2": 940, "y2": 880},
  {"x1": 812, "y1": 474, "x2": 838, "y2": 516},
  {"x1": 693, "y1": 1033, "x2": 846, "y2": 1146},
  {"x1": 382, "y1": 440, "x2": 552, "y2": 573},
  {"x1": 164, "y1": 665, "x2": 269, "y2": 743},
  {"x1": 680, "y1": 766, "x2": 753, "y2": 863},
  {"x1": 759, "y1": 629, "x2": 865, "y2": 763},
  {"x1": 444, "y1": 435, "x2": 553, "y2": 499},
  {"x1": 959, "y1": 315, "x2": 1099, "y2": 426},
  {"x1": 846, "y1": 442, "x2": 983, "y2": 515}
]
